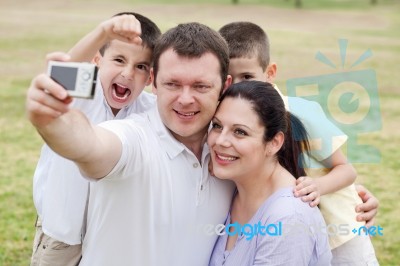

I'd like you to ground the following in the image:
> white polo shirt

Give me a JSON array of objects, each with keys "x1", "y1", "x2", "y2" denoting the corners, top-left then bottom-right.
[
  {"x1": 80, "y1": 107, "x2": 235, "y2": 266},
  {"x1": 33, "y1": 77, "x2": 156, "y2": 245}
]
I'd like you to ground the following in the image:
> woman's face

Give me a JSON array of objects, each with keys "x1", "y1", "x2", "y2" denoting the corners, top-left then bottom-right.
[{"x1": 207, "y1": 97, "x2": 269, "y2": 181}]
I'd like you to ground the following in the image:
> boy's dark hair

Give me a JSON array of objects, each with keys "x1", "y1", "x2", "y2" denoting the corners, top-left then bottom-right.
[
  {"x1": 152, "y1": 22, "x2": 229, "y2": 88},
  {"x1": 99, "y1": 12, "x2": 161, "y2": 56},
  {"x1": 219, "y1": 81, "x2": 310, "y2": 178},
  {"x1": 219, "y1": 22, "x2": 270, "y2": 71}
]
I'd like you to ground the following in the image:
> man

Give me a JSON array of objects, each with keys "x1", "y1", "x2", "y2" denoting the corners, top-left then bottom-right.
[{"x1": 27, "y1": 22, "x2": 234, "y2": 266}]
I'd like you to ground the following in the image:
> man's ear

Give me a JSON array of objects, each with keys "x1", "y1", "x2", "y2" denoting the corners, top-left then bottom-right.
[
  {"x1": 145, "y1": 72, "x2": 152, "y2": 86},
  {"x1": 150, "y1": 68, "x2": 157, "y2": 95},
  {"x1": 265, "y1": 63, "x2": 277, "y2": 83},
  {"x1": 92, "y1": 51, "x2": 102, "y2": 66},
  {"x1": 222, "y1": 75, "x2": 232, "y2": 94}
]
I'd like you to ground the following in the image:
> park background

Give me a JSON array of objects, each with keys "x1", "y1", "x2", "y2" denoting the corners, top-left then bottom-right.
[{"x1": 0, "y1": 0, "x2": 399, "y2": 264}]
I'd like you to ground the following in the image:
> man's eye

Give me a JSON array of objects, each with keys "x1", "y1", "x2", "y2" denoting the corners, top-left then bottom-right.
[
  {"x1": 164, "y1": 82, "x2": 179, "y2": 89},
  {"x1": 137, "y1": 65, "x2": 149, "y2": 71},
  {"x1": 194, "y1": 84, "x2": 211, "y2": 91}
]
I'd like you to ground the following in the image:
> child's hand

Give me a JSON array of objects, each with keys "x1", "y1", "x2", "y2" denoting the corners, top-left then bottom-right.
[
  {"x1": 294, "y1": 176, "x2": 320, "y2": 207},
  {"x1": 355, "y1": 184, "x2": 379, "y2": 227},
  {"x1": 101, "y1": 14, "x2": 142, "y2": 45}
]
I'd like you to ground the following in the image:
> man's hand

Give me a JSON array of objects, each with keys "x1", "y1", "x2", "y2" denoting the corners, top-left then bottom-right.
[
  {"x1": 26, "y1": 52, "x2": 72, "y2": 128},
  {"x1": 294, "y1": 176, "x2": 320, "y2": 207},
  {"x1": 355, "y1": 184, "x2": 379, "y2": 227}
]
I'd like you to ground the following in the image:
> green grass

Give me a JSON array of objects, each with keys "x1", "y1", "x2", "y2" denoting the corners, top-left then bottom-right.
[
  {"x1": 1, "y1": 0, "x2": 399, "y2": 265},
  {"x1": 0, "y1": 78, "x2": 38, "y2": 264}
]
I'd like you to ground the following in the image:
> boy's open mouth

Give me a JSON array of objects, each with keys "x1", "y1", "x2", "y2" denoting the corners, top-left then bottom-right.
[{"x1": 112, "y1": 83, "x2": 131, "y2": 101}]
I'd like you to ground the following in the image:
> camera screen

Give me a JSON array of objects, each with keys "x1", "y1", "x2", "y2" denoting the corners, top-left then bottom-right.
[{"x1": 50, "y1": 66, "x2": 78, "y2": 91}]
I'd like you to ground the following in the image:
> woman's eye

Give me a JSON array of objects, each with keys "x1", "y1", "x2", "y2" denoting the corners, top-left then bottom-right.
[
  {"x1": 211, "y1": 122, "x2": 222, "y2": 130},
  {"x1": 234, "y1": 129, "x2": 247, "y2": 136}
]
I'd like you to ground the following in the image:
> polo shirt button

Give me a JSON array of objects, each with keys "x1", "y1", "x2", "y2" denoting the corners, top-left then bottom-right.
[{"x1": 193, "y1": 163, "x2": 199, "y2": 168}]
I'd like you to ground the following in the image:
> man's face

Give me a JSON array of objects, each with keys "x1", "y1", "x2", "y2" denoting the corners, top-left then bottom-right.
[
  {"x1": 229, "y1": 57, "x2": 268, "y2": 84},
  {"x1": 95, "y1": 40, "x2": 152, "y2": 115},
  {"x1": 152, "y1": 48, "x2": 228, "y2": 144}
]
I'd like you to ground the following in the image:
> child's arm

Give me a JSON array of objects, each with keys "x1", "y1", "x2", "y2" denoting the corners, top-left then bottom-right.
[
  {"x1": 68, "y1": 14, "x2": 142, "y2": 62},
  {"x1": 294, "y1": 148, "x2": 356, "y2": 206},
  {"x1": 286, "y1": 97, "x2": 357, "y2": 207},
  {"x1": 295, "y1": 157, "x2": 379, "y2": 225}
]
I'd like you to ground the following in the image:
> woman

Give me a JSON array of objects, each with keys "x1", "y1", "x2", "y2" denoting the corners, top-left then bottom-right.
[{"x1": 208, "y1": 81, "x2": 332, "y2": 265}]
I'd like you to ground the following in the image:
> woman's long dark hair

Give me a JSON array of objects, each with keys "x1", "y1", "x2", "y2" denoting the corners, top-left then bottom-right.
[{"x1": 218, "y1": 81, "x2": 310, "y2": 178}]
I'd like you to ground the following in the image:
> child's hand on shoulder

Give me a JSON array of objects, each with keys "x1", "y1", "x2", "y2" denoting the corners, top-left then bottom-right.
[{"x1": 294, "y1": 176, "x2": 320, "y2": 207}]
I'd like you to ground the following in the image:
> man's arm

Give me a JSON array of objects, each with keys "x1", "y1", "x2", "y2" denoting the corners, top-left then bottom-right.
[
  {"x1": 68, "y1": 14, "x2": 142, "y2": 62},
  {"x1": 27, "y1": 69, "x2": 121, "y2": 179}
]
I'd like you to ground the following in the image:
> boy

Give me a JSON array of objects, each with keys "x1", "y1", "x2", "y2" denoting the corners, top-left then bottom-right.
[
  {"x1": 219, "y1": 21, "x2": 379, "y2": 265},
  {"x1": 31, "y1": 13, "x2": 160, "y2": 265}
]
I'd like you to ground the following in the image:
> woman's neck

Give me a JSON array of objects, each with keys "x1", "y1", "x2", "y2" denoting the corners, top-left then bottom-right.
[{"x1": 231, "y1": 162, "x2": 294, "y2": 224}]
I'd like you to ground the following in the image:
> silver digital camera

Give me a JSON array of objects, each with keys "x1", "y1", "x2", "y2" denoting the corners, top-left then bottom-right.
[{"x1": 47, "y1": 61, "x2": 98, "y2": 99}]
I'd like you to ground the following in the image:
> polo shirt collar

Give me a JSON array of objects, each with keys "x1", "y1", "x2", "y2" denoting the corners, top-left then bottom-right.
[{"x1": 146, "y1": 106, "x2": 185, "y2": 159}]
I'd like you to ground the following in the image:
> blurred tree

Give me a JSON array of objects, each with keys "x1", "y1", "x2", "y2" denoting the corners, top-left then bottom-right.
[
  {"x1": 231, "y1": 0, "x2": 303, "y2": 7},
  {"x1": 231, "y1": 0, "x2": 377, "y2": 8}
]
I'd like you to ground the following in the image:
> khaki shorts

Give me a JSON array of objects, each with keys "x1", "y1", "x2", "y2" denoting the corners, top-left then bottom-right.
[
  {"x1": 31, "y1": 220, "x2": 82, "y2": 266},
  {"x1": 331, "y1": 235, "x2": 379, "y2": 266}
]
